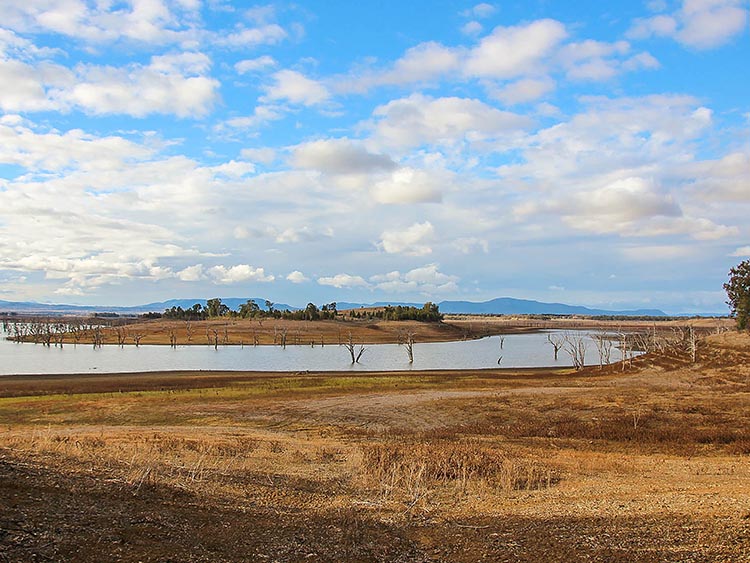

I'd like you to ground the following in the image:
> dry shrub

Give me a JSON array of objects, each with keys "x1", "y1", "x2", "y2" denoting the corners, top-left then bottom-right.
[
  {"x1": 360, "y1": 442, "x2": 558, "y2": 498},
  {"x1": 504, "y1": 411, "x2": 749, "y2": 452}
]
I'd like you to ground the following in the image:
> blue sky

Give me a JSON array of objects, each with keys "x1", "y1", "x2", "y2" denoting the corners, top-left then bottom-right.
[{"x1": 0, "y1": 0, "x2": 748, "y2": 313}]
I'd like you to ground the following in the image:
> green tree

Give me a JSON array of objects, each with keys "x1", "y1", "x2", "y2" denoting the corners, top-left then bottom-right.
[
  {"x1": 304, "y1": 302, "x2": 320, "y2": 321},
  {"x1": 206, "y1": 298, "x2": 229, "y2": 318},
  {"x1": 724, "y1": 260, "x2": 750, "y2": 330},
  {"x1": 239, "y1": 300, "x2": 261, "y2": 318}
]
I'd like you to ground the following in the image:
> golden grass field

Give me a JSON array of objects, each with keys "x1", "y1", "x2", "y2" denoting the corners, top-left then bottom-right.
[{"x1": 1, "y1": 326, "x2": 748, "y2": 562}]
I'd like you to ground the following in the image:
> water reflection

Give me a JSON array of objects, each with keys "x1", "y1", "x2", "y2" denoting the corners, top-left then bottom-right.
[{"x1": 0, "y1": 328, "x2": 633, "y2": 375}]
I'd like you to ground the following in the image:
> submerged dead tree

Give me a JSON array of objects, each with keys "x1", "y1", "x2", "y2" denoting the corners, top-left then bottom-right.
[
  {"x1": 343, "y1": 332, "x2": 366, "y2": 363},
  {"x1": 547, "y1": 333, "x2": 563, "y2": 360},
  {"x1": 399, "y1": 330, "x2": 415, "y2": 363}
]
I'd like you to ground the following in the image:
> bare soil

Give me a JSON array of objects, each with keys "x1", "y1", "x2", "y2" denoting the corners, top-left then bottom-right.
[{"x1": 1, "y1": 330, "x2": 749, "y2": 562}]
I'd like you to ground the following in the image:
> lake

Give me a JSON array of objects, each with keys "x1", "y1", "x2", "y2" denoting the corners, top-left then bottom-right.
[{"x1": 0, "y1": 328, "x2": 632, "y2": 375}]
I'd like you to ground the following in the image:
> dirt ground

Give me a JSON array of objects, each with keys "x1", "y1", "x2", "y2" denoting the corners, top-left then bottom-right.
[{"x1": 1, "y1": 330, "x2": 749, "y2": 562}]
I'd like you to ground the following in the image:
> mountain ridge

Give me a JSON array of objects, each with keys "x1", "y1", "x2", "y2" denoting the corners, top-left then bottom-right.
[{"x1": 0, "y1": 296, "x2": 668, "y2": 316}]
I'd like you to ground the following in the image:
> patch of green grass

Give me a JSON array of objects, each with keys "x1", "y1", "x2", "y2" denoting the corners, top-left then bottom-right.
[{"x1": 0, "y1": 373, "x2": 497, "y2": 427}]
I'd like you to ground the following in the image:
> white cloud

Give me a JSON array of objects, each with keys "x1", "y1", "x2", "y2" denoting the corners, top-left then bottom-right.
[
  {"x1": 218, "y1": 24, "x2": 287, "y2": 48},
  {"x1": 731, "y1": 246, "x2": 750, "y2": 257},
  {"x1": 628, "y1": 0, "x2": 748, "y2": 49},
  {"x1": 235, "y1": 56, "x2": 276, "y2": 74},
  {"x1": 492, "y1": 77, "x2": 555, "y2": 105},
  {"x1": 286, "y1": 270, "x2": 309, "y2": 283},
  {"x1": 687, "y1": 151, "x2": 750, "y2": 201},
  {"x1": 264, "y1": 69, "x2": 329, "y2": 106},
  {"x1": 467, "y1": 3, "x2": 497, "y2": 18},
  {"x1": 371, "y1": 168, "x2": 444, "y2": 204},
  {"x1": 0, "y1": 118, "x2": 154, "y2": 172},
  {"x1": 68, "y1": 53, "x2": 219, "y2": 117},
  {"x1": 0, "y1": 0, "x2": 201, "y2": 45},
  {"x1": 222, "y1": 105, "x2": 285, "y2": 130},
  {"x1": 318, "y1": 273, "x2": 369, "y2": 288},
  {"x1": 461, "y1": 21, "x2": 483, "y2": 36},
  {"x1": 177, "y1": 264, "x2": 204, "y2": 281},
  {"x1": 369, "y1": 94, "x2": 530, "y2": 150},
  {"x1": 370, "y1": 264, "x2": 459, "y2": 294},
  {"x1": 379, "y1": 222, "x2": 435, "y2": 256},
  {"x1": 0, "y1": 51, "x2": 219, "y2": 117},
  {"x1": 557, "y1": 40, "x2": 659, "y2": 81},
  {"x1": 291, "y1": 138, "x2": 396, "y2": 175},
  {"x1": 465, "y1": 19, "x2": 568, "y2": 78},
  {"x1": 207, "y1": 264, "x2": 274, "y2": 284}
]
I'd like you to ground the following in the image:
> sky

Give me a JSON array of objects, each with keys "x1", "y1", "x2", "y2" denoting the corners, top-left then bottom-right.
[{"x1": 0, "y1": 0, "x2": 748, "y2": 313}]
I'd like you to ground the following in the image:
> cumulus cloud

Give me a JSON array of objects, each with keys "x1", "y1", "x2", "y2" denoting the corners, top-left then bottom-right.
[
  {"x1": 369, "y1": 94, "x2": 530, "y2": 149},
  {"x1": 0, "y1": 117, "x2": 154, "y2": 172},
  {"x1": 0, "y1": 0, "x2": 201, "y2": 45},
  {"x1": 465, "y1": 19, "x2": 568, "y2": 78},
  {"x1": 264, "y1": 69, "x2": 329, "y2": 106},
  {"x1": 628, "y1": 0, "x2": 748, "y2": 49},
  {"x1": 731, "y1": 246, "x2": 750, "y2": 257},
  {"x1": 291, "y1": 138, "x2": 396, "y2": 175},
  {"x1": 217, "y1": 24, "x2": 287, "y2": 48},
  {"x1": 341, "y1": 16, "x2": 656, "y2": 94},
  {"x1": 461, "y1": 21, "x2": 483, "y2": 36},
  {"x1": 557, "y1": 40, "x2": 659, "y2": 81},
  {"x1": 207, "y1": 264, "x2": 274, "y2": 284},
  {"x1": 0, "y1": 51, "x2": 219, "y2": 117},
  {"x1": 235, "y1": 56, "x2": 277, "y2": 74},
  {"x1": 286, "y1": 270, "x2": 309, "y2": 283},
  {"x1": 371, "y1": 168, "x2": 444, "y2": 204},
  {"x1": 464, "y1": 3, "x2": 497, "y2": 19},
  {"x1": 317, "y1": 273, "x2": 369, "y2": 288},
  {"x1": 67, "y1": 53, "x2": 219, "y2": 117},
  {"x1": 379, "y1": 222, "x2": 435, "y2": 256},
  {"x1": 491, "y1": 77, "x2": 556, "y2": 105},
  {"x1": 370, "y1": 264, "x2": 459, "y2": 294}
]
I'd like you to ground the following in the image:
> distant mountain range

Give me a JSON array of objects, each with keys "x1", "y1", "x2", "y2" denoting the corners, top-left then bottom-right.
[
  {"x1": 338, "y1": 298, "x2": 667, "y2": 317},
  {"x1": 0, "y1": 296, "x2": 668, "y2": 316}
]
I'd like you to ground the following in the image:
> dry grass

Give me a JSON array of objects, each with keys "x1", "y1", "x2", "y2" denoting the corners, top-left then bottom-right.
[{"x1": 1, "y1": 329, "x2": 749, "y2": 561}]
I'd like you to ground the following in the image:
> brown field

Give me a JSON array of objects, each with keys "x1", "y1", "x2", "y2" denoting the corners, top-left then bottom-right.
[
  {"x1": 20, "y1": 314, "x2": 736, "y2": 347},
  {"x1": 1, "y1": 329, "x2": 749, "y2": 562}
]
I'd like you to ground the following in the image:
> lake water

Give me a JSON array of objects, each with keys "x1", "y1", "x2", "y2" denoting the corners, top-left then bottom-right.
[{"x1": 0, "y1": 329, "x2": 631, "y2": 375}]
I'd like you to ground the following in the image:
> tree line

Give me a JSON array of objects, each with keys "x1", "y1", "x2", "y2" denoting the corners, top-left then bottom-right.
[{"x1": 160, "y1": 299, "x2": 443, "y2": 323}]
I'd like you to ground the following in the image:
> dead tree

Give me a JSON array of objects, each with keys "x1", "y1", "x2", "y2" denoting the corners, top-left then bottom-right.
[
  {"x1": 114, "y1": 326, "x2": 128, "y2": 347},
  {"x1": 564, "y1": 333, "x2": 586, "y2": 370},
  {"x1": 343, "y1": 332, "x2": 366, "y2": 363},
  {"x1": 498, "y1": 335, "x2": 505, "y2": 350},
  {"x1": 547, "y1": 333, "x2": 564, "y2": 360},
  {"x1": 185, "y1": 321, "x2": 194, "y2": 342},
  {"x1": 168, "y1": 328, "x2": 177, "y2": 348},
  {"x1": 593, "y1": 331, "x2": 613, "y2": 369},
  {"x1": 688, "y1": 325, "x2": 698, "y2": 363},
  {"x1": 399, "y1": 330, "x2": 415, "y2": 363},
  {"x1": 210, "y1": 328, "x2": 220, "y2": 350},
  {"x1": 92, "y1": 325, "x2": 103, "y2": 349},
  {"x1": 132, "y1": 332, "x2": 144, "y2": 347}
]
